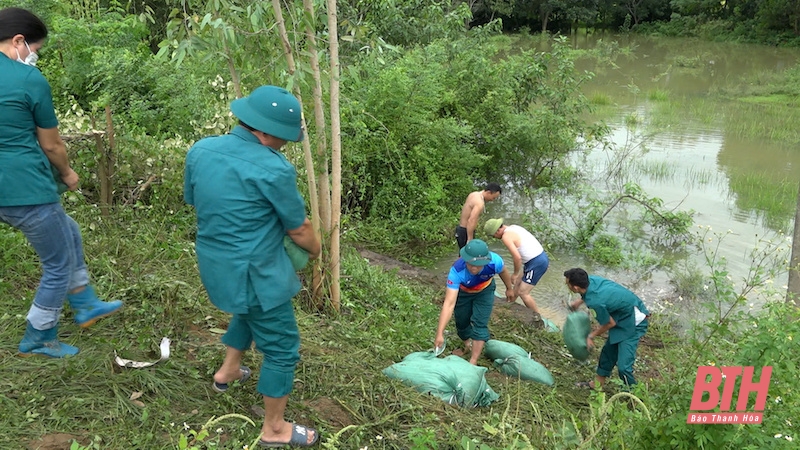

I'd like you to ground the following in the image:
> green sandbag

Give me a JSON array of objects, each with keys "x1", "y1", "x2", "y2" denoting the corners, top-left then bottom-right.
[
  {"x1": 542, "y1": 317, "x2": 560, "y2": 333},
  {"x1": 563, "y1": 311, "x2": 591, "y2": 361},
  {"x1": 51, "y1": 164, "x2": 68, "y2": 194},
  {"x1": 382, "y1": 351, "x2": 500, "y2": 407},
  {"x1": 484, "y1": 339, "x2": 529, "y2": 360},
  {"x1": 283, "y1": 236, "x2": 309, "y2": 271},
  {"x1": 493, "y1": 354, "x2": 555, "y2": 386}
]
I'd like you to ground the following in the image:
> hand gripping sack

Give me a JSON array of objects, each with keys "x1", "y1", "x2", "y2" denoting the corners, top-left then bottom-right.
[
  {"x1": 563, "y1": 311, "x2": 591, "y2": 361},
  {"x1": 283, "y1": 236, "x2": 309, "y2": 271}
]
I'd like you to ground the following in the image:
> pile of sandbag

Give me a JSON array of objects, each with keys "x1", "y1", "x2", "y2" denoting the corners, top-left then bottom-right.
[
  {"x1": 483, "y1": 339, "x2": 554, "y2": 386},
  {"x1": 562, "y1": 311, "x2": 591, "y2": 361},
  {"x1": 382, "y1": 351, "x2": 500, "y2": 407}
]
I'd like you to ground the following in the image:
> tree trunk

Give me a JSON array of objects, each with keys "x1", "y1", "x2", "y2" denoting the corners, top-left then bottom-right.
[
  {"x1": 271, "y1": 0, "x2": 326, "y2": 309},
  {"x1": 223, "y1": 35, "x2": 242, "y2": 99},
  {"x1": 787, "y1": 185, "x2": 800, "y2": 306},
  {"x1": 327, "y1": 0, "x2": 342, "y2": 312},
  {"x1": 103, "y1": 105, "x2": 115, "y2": 209},
  {"x1": 302, "y1": 0, "x2": 330, "y2": 302},
  {"x1": 91, "y1": 107, "x2": 115, "y2": 216}
]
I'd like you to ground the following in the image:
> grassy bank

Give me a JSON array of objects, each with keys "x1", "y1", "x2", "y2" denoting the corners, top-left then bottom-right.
[
  {"x1": 1, "y1": 202, "x2": 678, "y2": 449},
  {"x1": 3, "y1": 203, "x2": 797, "y2": 449}
]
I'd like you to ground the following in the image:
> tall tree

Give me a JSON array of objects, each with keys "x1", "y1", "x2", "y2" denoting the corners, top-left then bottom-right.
[
  {"x1": 159, "y1": 0, "x2": 344, "y2": 311},
  {"x1": 327, "y1": 0, "x2": 343, "y2": 311}
]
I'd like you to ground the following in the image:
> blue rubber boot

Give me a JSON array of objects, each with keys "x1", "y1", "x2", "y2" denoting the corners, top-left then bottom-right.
[
  {"x1": 19, "y1": 322, "x2": 79, "y2": 358},
  {"x1": 67, "y1": 285, "x2": 123, "y2": 328}
]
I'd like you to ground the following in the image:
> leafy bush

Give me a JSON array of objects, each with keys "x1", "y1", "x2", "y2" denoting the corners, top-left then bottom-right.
[{"x1": 341, "y1": 34, "x2": 600, "y2": 253}]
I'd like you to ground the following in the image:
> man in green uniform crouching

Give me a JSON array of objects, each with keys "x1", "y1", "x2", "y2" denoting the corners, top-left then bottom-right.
[
  {"x1": 184, "y1": 86, "x2": 321, "y2": 447},
  {"x1": 564, "y1": 268, "x2": 650, "y2": 390}
]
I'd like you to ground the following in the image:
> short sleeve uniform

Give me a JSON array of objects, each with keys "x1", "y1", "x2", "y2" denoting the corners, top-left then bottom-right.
[
  {"x1": 0, "y1": 54, "x2": 60, "y2": 207},
  {"x1": 445, "y1": 252, "x2": 504, "y2": 342},
  {"x1": 582, "y1": 275, "x2": 648, "y2": 344},
  {"x1": 446, "y1": 252, "x2": 505, "y2": 292},
  {"x1": 184, "y1": 126, "x2": 307, "y2": 314}
]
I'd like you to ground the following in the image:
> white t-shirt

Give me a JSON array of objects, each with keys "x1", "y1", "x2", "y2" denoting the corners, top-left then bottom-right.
[
  {"x1": 634, "y1": 306, "x2": 647, "y2": 325},
  {"x1": 505, "y1": 225, "x2": 544, "y2": 263}
]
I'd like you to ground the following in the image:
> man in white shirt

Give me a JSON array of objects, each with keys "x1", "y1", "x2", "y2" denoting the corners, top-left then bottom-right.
[{"x1": 485, "y1": 218, "x2": 549, "y2": 318}]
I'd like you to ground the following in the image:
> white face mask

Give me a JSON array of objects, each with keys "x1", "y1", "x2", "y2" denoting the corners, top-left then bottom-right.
[{"x1": 15, "y1": 40, "x2": 38, "y2": 66}]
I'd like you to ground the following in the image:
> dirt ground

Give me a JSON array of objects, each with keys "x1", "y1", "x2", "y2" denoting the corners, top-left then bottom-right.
[
  {"x1": 357, "y1": 248, "x2": 563, "y2": 327},
  {"x1": 27, "y1": 434, "x2": 86, "y2": 450},
  {"x1": 357, "y1": 249, "x2": 447, "y2": 288}
]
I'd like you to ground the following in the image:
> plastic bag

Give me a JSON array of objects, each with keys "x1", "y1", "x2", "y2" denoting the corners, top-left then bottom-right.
[
  {"x1": 493, "y1": 354, "x2": 554, "y2": 386},
  {"x1": 484, "y1": 339, "x2": 529, "y2": 360},
  {"x1": 484, "y1": 339, "x2": 554, "y2": 386},
  {"x1": 283, "y1": 236, "x2": 309, "y2": 271},
  {"x1": 382, "y1": 351, "x2": 500, "y2": 407},
  {"x1": 563, "y1": 311, "x2": 591, "y2": 361}
]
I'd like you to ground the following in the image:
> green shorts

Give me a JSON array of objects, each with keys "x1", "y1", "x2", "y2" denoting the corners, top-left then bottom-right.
[{"x1": 453, "y1": 279, "x2": 496, "y2": 342}]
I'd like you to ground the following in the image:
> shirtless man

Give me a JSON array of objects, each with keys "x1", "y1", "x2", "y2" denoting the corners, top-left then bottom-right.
[
  {"x1": 455, "y1": 183, "x2": 502, "y2": 249},
  {"x1": 484, "y1": 218, "x2": 549, "y2": 317}
]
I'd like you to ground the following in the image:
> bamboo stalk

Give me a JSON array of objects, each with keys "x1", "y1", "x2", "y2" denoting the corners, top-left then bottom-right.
[
  {"x1": 301, "y1": 0, "x2": 332, "y2": 301},
  {"x1": 326, "y1": 0, "x2": 342, "y2": 311},
  {"x1": 271, "y1": 0, "x2": 326, "y2": 308}
]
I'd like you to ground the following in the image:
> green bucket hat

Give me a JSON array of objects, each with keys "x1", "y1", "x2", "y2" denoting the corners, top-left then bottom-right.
[
  {"x1": 230, "y1": 85, "x2": 304, "y2": 142},
  {"x1": 460, "y1": 239, "x2": 491, "y2": 266},
  {"x1": 484, "y1": 218, "x2": 503, "y2": 237}
]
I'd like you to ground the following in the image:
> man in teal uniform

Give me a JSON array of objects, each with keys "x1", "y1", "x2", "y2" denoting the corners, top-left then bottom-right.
[
  {"x1": 184, "y1": 85, "x2": 321, "y2": 447},
  {"x1": 564, "y1": 268, "x2": 650, "y2": 389}
]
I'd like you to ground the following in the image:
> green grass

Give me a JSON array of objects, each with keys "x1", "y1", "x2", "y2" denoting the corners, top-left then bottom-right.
[
  {"x1": 3, "y1": 200, "x2": 796, "y2": 449},
  {"x1": 633, "y1": 159, "x2": 676, "y2": 182},
  {"x1": 589, "y1": 92, "x2": 612, "y2": 106},
  {"x1": 738, "y1": 94, "x2": 799, "y2": 107},
  {"x1": 683, "y1": 167, "x2": 716, "y2": 188},
  {"x1": 727, "y1": 172, "x2": 799, "y2": 230},
  {"x1": 723, "y1": 101, "x2": 800, "y2": 144},
  {"x1": 646, "y1": 89, "x2": 669, "y2": 102},
  {"x1": 1, "y1": 202, "x2": 638, "y2": 449}
]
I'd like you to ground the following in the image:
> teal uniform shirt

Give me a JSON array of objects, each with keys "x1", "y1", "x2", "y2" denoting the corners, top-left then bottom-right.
[
  {"x1": 0, "y1": 54, "x2": 60, "y2": 207},
  {"x1": 582, "y1": 275, "x2": 650, "y2": 344},
  {"x1": 184, "y1": 126, "x2": 307, "y2": 314}
]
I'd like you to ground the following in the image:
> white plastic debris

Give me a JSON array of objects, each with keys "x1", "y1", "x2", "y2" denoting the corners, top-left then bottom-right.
[{"x1": 114, "y1": 337, "x2": 171, "y2": 368}]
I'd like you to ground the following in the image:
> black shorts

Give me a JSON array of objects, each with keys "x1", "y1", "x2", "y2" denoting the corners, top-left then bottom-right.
[{"x1": 455, "y1": 226, "x2": 468, "y2": 249}]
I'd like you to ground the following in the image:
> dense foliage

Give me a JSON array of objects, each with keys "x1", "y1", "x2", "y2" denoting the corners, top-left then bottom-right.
[
  {"x1": 283, "y1": 0, "x2": 796, "y2": 47},
  {"x1": 340, "y1": 33, "x2": 606, "y2": 254}
]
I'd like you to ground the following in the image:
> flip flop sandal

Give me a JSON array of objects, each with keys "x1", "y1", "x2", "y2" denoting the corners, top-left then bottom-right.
[
  {"x1": 212, "y1": 366, "x2": 251, "y2": 393},
  {"x1": 258, "y1": 423, "x2": 319, "y2": 448},
  {"x1": 575, "y1": 381, "x2": 594, "y2": 389}
]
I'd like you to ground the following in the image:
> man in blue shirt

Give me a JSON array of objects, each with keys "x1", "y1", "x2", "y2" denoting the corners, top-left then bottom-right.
[
  {"x1": 565, "y1": 268, "x2": 650, "y2": 389},
  {"x1": 434, "y1": 239, "x2": 514, "y2": 364},
  {"x1": 185, "y1": 86, "x2": 320, "y2": 447}
]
